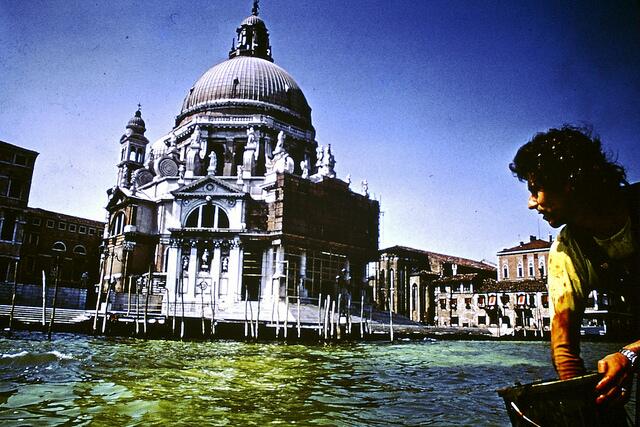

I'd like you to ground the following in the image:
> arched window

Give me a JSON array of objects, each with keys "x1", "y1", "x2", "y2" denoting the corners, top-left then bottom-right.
[
  {"x1": 502, "y1": 263, "x2": 509, "y2": 279},
  {"x1": 184, "y1": 204, "x2": 230, "y2": 229},
  {"x1": 52, "y1": 241, "x2": 66, "y2": 252},
  {"x1": 528, "y1": 259, "x2": 535, "y2": 277},
  {"x1": 73, "y1": 245, "x2": 87, "y2": 255},
  {"x1": 517, "y1": 261, "x2": 524, "y2": 278},
  {"x1": 110, "y1": 212, "x2": 125, "y2": 236},
  {"x1": 538, "y1": 256, "x2": 546, "y2": 277}
]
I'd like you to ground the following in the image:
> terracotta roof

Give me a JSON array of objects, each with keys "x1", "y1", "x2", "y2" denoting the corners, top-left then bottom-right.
[
  {"x1": 380, "y1": 245, "x2": 496, "y2": 272},
  {"x1": 497, "y1": 238, "x2": 552, "y2": 254}
]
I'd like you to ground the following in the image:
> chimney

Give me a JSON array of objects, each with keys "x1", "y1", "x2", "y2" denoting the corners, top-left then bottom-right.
[
  {"x1": 530, "y1": 235, "x2": 536, "y2": 242},
  {"x1": 549, "y1": 234, "x2": 553, "y2": 243}
]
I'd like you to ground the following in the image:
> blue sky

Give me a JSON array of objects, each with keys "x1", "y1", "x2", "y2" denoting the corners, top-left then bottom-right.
[{"x1": 1, "y1": 0, "x2": 639, "y2": 262}]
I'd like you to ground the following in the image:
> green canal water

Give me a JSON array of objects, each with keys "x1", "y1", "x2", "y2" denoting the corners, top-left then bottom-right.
[{"x1": 0, "y1": 332, "x2": 630, "y2": 426}]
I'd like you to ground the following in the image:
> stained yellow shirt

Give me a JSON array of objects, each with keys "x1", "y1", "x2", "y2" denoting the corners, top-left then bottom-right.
[{"x1": 547, "y1": 217, "x2": 634, "y2": 379}]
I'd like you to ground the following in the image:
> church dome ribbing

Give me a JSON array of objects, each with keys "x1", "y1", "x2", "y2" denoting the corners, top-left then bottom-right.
[
  {"x1": 178, "y1": 56, "x2": 311, "y2": 124},
  {"x1": 127, "y1": 109, "x2": 146, "y2": 135},
  {"x1": 175, "y1": 3, "x2": 312, "y2": 128}
]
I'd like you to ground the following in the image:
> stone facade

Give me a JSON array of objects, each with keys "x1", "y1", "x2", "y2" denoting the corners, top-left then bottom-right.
[{"x1": 100, "y1": 6, "x2": 380, "y2": 317}]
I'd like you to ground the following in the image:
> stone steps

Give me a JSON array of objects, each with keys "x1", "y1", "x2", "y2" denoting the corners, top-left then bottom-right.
[{"x1": 0, "y1": 304, "x2": 92, "y2": 325}]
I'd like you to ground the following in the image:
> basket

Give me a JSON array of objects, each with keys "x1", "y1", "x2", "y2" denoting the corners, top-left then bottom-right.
[{"x1": 497, "y1": 373, "x2": 628, "y2": 426}]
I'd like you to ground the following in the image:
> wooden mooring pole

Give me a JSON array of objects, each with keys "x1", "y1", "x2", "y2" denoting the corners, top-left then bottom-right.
[
  {"x1": 317, "y1": 293, "x2": 323, "y2": 337},
  {"x1": 360, "y1": 294, "x2": 365, "y2": 339},
  {"x1": 8, "y1": 260, "x2": 19, "y2": 331},
  {"x1": 284, "y1": 296, "x2": 289, "y2": 340},
  {"x1": 323, "y1": 295, "x2": 330, "y2": 340},
  {"x1": 143, "y1": 264, "x2": 152, "y2": 337},
  {"x1": 244, "y1": 289, "x2": 249, "y2": 338},
  {"x1": 47, "y1": 262, "x2": 61, "y2": 341},
  {"x1": 336, "y1": 294, "x2": 342, "y2": 340},
  {"x1": 210, "y1": 281, "x2": 216, "y2": 337}
]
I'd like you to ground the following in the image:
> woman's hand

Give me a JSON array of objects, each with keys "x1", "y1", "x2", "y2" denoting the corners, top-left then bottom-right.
[{"x1": 595, "y1": 352, "x2": 634, "y2": 406}]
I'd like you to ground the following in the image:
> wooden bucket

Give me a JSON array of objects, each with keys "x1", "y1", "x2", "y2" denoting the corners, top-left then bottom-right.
[{"x1": 497, "y1": 373, "x2": 629, "y2": 427}]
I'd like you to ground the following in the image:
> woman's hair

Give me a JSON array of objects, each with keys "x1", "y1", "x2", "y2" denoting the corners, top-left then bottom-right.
[{"x1": 509, "y1": 125, "x2": 627, "y2": 201}]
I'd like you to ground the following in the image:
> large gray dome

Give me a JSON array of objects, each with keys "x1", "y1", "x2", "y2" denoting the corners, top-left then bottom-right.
[{"x1": 177, "y1": 56, "x2": 312, "y2": 126}]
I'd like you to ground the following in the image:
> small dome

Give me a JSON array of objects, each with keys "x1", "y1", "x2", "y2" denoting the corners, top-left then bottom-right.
[
  {"x1": 177, "y1": 56, "x2": 311, "y2": 125},
  {"x1": 127, "y1": 109, "x2": 146, "y2": 134},
  {"x1": 241, "y1": 15, "x2": 265, "y2": 27}
]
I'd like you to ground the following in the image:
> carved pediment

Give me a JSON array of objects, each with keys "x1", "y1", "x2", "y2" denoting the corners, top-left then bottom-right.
[{"x1": 171, "y1": 176, "x2": 245, "y2": 199}]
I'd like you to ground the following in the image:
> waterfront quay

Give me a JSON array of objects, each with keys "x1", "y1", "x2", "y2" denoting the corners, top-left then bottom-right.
[{"x1": 1, "y1": 297, "x2": 496, "y2": 342}]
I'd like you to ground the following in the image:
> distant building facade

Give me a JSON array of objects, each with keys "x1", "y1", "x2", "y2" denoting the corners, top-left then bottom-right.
[
  {"x1": 368, "y1": 246, "x2": 496, "y2": 323},
  {"x1": 424, "y1": 237, "x2": 551, "y2": 337}
]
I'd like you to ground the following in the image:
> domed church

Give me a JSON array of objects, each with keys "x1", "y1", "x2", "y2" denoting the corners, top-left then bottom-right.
[{"x1": 100, "y1": 1, "x2": 380, "y2": 334}]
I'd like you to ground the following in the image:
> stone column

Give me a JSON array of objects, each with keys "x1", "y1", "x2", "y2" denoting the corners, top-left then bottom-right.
[
  {"x1": 228, "y1": 239, "x2": 242, "y2": 302},
  {"x1": 299, "y1": 250, "x2": 307, "y2": 297},
  {"x1": 212, "y1": 241, "x2": 221, "y2": 299},
  {"x1": 274, "y1": 244, "x2": 285, "y2": 298},
  {"x1": 260, "y1": 247, "x2": 271, "y2": 301},
  {"x1": 165, "y1": 240, "x2": 180, "y2": 314},
  {"x1": 187, "y1": 241, "x2": 198, "y2": 298}
]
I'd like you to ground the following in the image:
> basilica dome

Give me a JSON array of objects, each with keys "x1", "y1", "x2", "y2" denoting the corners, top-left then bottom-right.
[
  {"x1": 177, "y1": 56, "x2": 311, "y2": 126},
  {"x1": 176, "y1": 8, "x2": 312, "y2": 128}
]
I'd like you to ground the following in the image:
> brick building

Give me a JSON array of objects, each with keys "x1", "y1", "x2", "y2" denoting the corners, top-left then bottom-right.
[{"x1": 0, "y1": 140, "x2": 104, "y2": 308}]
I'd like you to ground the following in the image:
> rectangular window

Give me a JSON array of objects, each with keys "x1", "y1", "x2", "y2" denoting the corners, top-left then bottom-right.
[
  {"x1": 449, "y1": 298, "x2": 458, "y2": 310},
  {"x1": 464, "y1": 297, "x2": 472, "y2": 308},
  {"x1": 451, "y1": 316, "x2": 459, "y2": 326},
  {"x1": 130, "y1": 206, "x2": 138, "y2": 226},
  {"x1": 478, "y1": 315, "x2": 486, "y2": 325},
  {"x1": 0, "y1": 176, "x2": 8, "y2": 196},
  {"x1": 8, "y1": 179, "x2": 23, "y2": 199},
  {"x1": 477, "y1": 295, "x2": 486, "y2": 307},
  {"x1": 0, "y1": 258, "x2": 10, "y2": 281},
  {"x1": 25, "y1": 232, "x2": 39, "y2": 245},
  {"x1": 46, "y1": 219, "x2": 55, "y2": 228},
  {"x1": 439, "y1": 298, "x2": 447, "y2": 309},
  {"x1": 58, "y1": 222, "x2": 67, "y2": 231},
  {"x1": 541, "y1": 294, "x2": 549, "y2": 308},
  {"x1": 543, "y1": 317, "x2": 550, "y2": 327},
  {"x1": 32, "y1": 217, "x2": 41, "y2": 226},
  {"x1": 1, "y1": 211, "x2": 17, "y2": 241},
  {"x1": 517, "y1": 294, "x2": 526, "y2": 306},
  {"x1": 14, "y1": 154, "x2": 27, "y2": 166},
  {"x1": 68, "y1": 224, "x2": 77, "y2": 232},
  {"x1": 79, "y1": 225, "x2": 87, "y2": 234},
  {"x1": 88, "y1": 228, "x2": 95, "y2": 235}
]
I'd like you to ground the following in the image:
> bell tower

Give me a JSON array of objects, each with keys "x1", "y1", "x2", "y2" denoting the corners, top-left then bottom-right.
[{"x1": 117, "y1": 106, "x2": 149, "y2": 188}]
